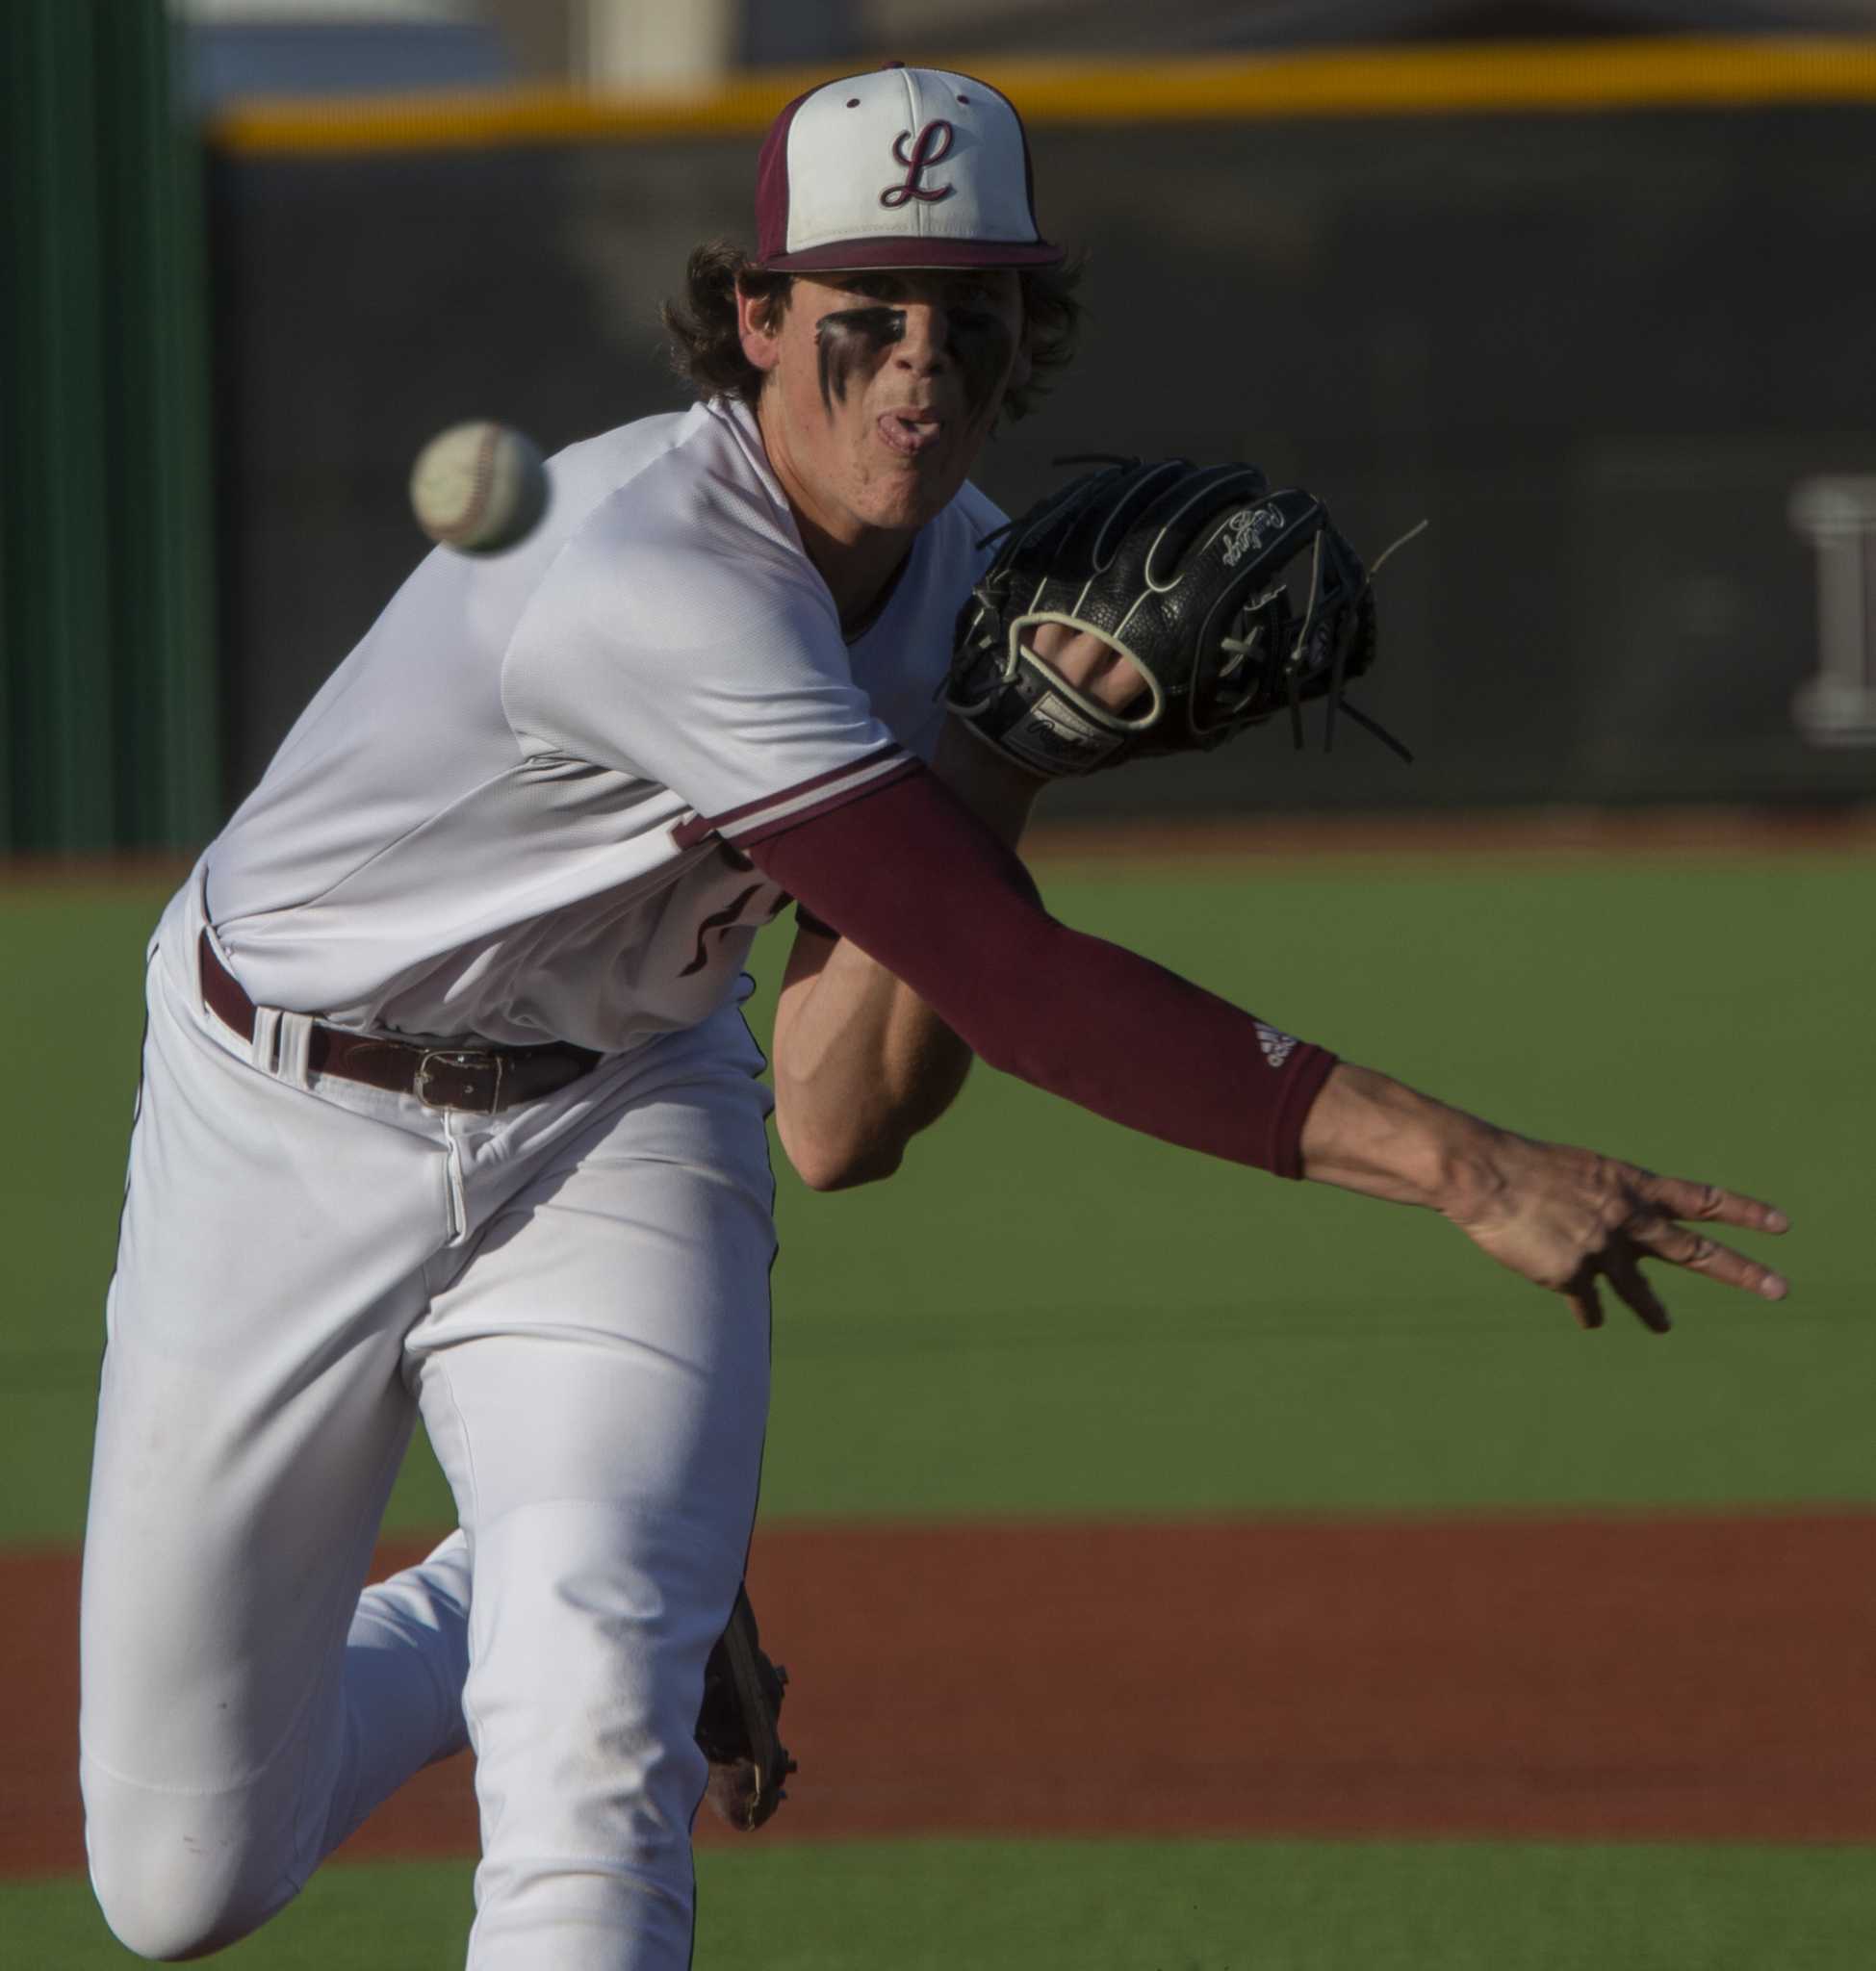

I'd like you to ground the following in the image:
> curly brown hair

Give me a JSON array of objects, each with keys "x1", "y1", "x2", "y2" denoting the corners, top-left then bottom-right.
[{"x1": 660, "y1": 239, "x2": 1083, "y2": 422}]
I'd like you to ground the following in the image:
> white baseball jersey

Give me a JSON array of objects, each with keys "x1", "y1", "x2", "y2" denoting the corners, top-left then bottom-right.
[
  {"x1": 206, "y1": 397, "x2": 1003, "y2": 1052},
  {"x1": 85, "y1": 394, "x2": 1006, "y2": 1967}
]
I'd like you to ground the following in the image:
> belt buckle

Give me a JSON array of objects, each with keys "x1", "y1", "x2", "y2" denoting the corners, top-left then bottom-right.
[{"x1": 415, "y1": 1048, "x2": 504, "y2": 1113}]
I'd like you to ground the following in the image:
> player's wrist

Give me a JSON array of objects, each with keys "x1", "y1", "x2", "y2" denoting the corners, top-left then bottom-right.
[{"x1": 1298, "y1": 1062, "x2": 1503, "y2": 1213}]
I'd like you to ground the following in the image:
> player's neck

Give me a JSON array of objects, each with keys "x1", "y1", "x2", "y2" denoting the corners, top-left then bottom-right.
[{"x1": 788, "y1": 504, "x2": 912, "y2": 638}]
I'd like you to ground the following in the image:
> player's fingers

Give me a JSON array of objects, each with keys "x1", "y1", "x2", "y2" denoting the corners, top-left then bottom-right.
[
  {"x1": 1562, "y1": 1271, "x2": 1605, "y2": 1332},
  {"x1": 1630, "y1": 1172, "x2": 1788, "y2": 1236},
  {"x1": 1606, "y1": 1250, "x2": 1672, "y2": 1336},
  {"x1": 1625, "y1": 1216, "x2": 1789, "y2": 1300},
  {"x1": 1073, "y1": 645, "x2": 1150, "y2": 713},
  {"x1": 1024, "y1": 625, "x2": 1147, "y2": 709}
]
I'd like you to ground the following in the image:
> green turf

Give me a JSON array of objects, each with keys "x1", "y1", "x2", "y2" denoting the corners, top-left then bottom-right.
[
  {"x1": 750, "y1": 855, "x2": 1869, "y2": 1520},
  {"x1": 9, "y1": 1835, "x2": 1876, "y2": 1968},
  {"x1": 3, "y1": 856, "x2": 1870, "y2": 1543},
  {"x1": 1, "y1": 887, "x2": 166, "y2": 1546}
]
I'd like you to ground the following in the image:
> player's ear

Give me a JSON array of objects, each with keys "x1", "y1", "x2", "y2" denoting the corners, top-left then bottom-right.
[{"x1": 736, "y1": 279, "x2": 786, "y2": 375}]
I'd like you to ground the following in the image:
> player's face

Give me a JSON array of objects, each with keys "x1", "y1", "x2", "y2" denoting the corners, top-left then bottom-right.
[{"x1": 741, "y1": 269, "x2": 1029, "y2": 543}]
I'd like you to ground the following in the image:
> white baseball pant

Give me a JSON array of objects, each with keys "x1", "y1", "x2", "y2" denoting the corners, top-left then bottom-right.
[{"x1": 80, "y1": 876, "x2": 777, "y2": 1967}]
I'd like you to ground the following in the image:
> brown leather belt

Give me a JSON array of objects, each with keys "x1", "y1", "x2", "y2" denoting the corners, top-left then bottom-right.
[{"x1": 197, "y1": 930, "x2": 601, "y2": 1114}]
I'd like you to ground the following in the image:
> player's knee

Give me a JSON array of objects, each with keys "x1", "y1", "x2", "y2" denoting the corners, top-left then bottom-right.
[{"x1": 87, "y1": 1799, "x2": 291, "y2": 1961}]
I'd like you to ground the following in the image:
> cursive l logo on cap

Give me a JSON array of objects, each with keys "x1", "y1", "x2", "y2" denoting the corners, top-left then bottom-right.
[{"x1": 881, "y1": 120, "x2": 955, "y2": 208}]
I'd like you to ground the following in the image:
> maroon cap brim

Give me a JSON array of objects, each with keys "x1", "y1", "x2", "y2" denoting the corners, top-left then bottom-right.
[{"x1": 759, "y1": 234, "x2": 1065, "y2": 273}]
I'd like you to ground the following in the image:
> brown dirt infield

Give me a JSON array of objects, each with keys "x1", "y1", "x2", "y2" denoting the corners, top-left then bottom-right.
[{"x1": 9, "y1": 1510, "x2": 1876, "y2": 1879}]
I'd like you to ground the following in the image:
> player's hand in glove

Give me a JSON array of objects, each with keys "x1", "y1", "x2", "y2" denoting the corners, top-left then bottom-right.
[
  {"x1": 947, "y1": 457, "x2": 1411, "y2": 779},
  {"x1": 694, "y1": 1583, "x2": 798, "y2": 1832}
]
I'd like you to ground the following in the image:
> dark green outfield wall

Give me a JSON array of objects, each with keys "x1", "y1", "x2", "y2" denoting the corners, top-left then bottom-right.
[
  {"x1": 204, "y1": 94, "x2": 1876, "y2": 819},
  {"x1": 0, "y1": 0, "x2": 219, "y2": 852},
  {"x1": 6, "y1": 36, "x2": 1874, "y2": 849}
]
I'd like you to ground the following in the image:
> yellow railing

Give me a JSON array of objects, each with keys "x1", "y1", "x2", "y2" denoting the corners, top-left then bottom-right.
[{"x1": 207, "y1": 35, "x2": 1876, "y2": 156}]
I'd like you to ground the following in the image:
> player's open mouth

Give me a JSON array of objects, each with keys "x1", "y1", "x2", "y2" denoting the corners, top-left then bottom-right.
[{"x1": 876, "y1": 410, "x2": 943, "y2": 457}]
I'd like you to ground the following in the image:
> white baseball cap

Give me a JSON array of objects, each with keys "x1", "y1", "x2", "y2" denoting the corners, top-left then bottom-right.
[{"x1": 755, "y1": 63, "x2": 1062, "y2": 273}]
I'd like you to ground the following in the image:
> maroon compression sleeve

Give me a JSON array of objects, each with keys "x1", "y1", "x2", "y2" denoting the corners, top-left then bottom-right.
[{"x1": 743, "y1": 766, "x2": 1336, "y2": 1176}]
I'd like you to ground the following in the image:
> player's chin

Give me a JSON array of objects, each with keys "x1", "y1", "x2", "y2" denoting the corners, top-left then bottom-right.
[{"x1": 861, "y1": 438, "x2": 983, "y2": 526}]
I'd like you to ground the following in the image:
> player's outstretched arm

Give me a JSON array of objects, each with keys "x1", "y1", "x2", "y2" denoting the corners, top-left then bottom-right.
[
  {"x1": 1297, "y1": 1062, "x2": 1790, "y2": 1331},
  {"x1": 748, "y1": 768, "x2": 1787, "y2": 1331}
]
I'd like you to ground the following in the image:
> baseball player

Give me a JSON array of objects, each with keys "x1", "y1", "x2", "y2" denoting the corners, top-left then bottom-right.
[{"x1": 79, "y1": 63, "x2": 1788, "y2": 1970}]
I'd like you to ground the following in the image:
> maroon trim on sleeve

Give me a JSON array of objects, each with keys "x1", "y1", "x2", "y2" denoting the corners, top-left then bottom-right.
[
  {"x1": 732, "y1": 756, "x2": 921, "y2": 846},
  {"x1": 670, "y1": 741, "x2": 907, "y2": 849},
  {"x1": 745, "y1": 767, "x2": 1338, "y2": 1177}
]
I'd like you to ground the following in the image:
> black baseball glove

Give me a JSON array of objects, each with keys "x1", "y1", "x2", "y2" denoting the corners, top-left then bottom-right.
[
  {"x1": 694, "y1": 1583, "x2": 797, "y2": 1832},
  {"x1": 946, "y1": 457, "x2": 1410, "y2": 778}
]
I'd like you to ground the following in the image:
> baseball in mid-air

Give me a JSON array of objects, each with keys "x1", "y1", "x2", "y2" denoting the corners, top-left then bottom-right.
[{"x1": 409, "y1": 420, "x2": 550, "y2": 554}]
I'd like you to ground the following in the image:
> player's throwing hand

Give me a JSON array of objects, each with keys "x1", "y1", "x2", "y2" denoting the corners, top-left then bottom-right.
[
  {"x1": 1444, "y1": 1139, "x2": 1789, "y2": 1332},
  {"x1": 1298, "y1": 1063, "x2": 1789, "y2": 1332}
]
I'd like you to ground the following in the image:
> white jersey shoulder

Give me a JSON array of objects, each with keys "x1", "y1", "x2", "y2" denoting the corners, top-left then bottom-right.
[{"x1": 205, "y1": 399, "x2": 1002, "y2": 1055}]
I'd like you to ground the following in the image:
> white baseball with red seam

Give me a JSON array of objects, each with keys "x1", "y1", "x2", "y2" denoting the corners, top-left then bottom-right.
[{"x1": 409, "y1": 420, "x2": 550, "y2": 554}]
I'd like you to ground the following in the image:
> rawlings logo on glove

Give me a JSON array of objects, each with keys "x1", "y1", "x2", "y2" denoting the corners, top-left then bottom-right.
[
  {"x1": 1220, "y1": 502, "x2": 1288, "y2": 567},
  {"x1": 946, "y1": 457, "x2": 1414, "y2": 778}
]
